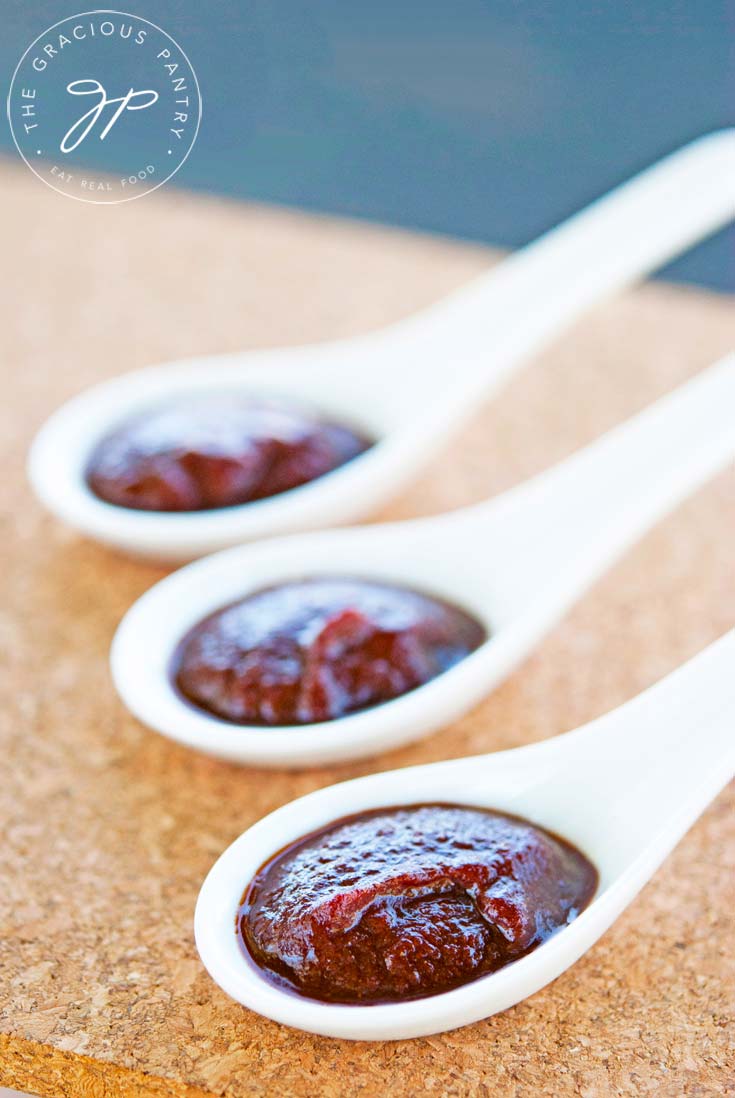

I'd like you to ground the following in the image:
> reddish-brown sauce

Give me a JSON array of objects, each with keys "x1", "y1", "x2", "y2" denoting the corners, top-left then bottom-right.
[
  {"x1": 174, "y1": 579, "x2": 486, "y2": 726},
  {"x1": 238, "y1": 804, "x2": 597, "y2": 1003},
  {"x1": 86, "y1": 397, "x2": 371, "y2": 511}
]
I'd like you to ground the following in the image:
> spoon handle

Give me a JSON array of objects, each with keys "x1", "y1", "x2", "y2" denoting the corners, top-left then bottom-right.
[
  {"x1": 561, "y1": 629, "x2": 735, "y2": 867},
  {"x1": 607, "y1": 627, "x2": 735, "y2": 767},
  {"x1": 409, "y1": 130, "x2": 735, "y2": 375},
  {"x1": 461, "y1": 353, "x2": 735, "y2": 610}
]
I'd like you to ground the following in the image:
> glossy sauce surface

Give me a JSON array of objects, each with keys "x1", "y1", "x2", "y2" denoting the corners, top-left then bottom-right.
[
  {"x1": 238, "y1": 804, "x2": 598, "y2": 1003},
  {"x1": 86, "y1": 396, "x2": 371, "y2": 511},
  {"x1": 175, "y1": 579, "x2": 486, "y2": 725}
]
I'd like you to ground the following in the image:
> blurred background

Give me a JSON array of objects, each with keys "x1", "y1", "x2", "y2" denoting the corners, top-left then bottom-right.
[{"x1": 4, "y1": 1, "x2": 733, "y2": 290}]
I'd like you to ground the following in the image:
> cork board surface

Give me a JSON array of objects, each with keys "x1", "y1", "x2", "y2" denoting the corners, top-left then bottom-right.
[{"x1": 0, "y1": 158, "x2": 733, "y2": 1098}]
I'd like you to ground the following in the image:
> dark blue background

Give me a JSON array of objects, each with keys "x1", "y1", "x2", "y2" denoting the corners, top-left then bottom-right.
[{"x1": 4, "y1": 1, "x2": 733, "y2": 290}]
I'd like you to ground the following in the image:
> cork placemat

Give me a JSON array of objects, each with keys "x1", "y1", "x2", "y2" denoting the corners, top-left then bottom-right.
[{"x1": 0, "y1": 159, "x2": 733, "y2": 1098}]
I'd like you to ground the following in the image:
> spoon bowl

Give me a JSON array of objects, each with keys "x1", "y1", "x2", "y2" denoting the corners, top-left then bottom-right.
[
  {"x1": 194, "y1": 630, "x2": 735, "y2": 1039},
  {"x1": 29, "y1": 131, "x2": 735, "y2": 560},
  {"x1": 112, "y1": 354, "x2": 735, "y2": 766}
]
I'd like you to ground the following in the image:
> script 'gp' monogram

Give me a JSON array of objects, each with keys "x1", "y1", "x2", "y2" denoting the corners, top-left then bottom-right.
[{"x1": 61, "y1": 79, "x2": 159, "y2": 152}]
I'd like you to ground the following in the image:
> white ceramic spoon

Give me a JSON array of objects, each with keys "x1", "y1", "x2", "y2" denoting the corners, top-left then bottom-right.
[
  {"x1": 29, "y1": 130, "x2": 735, "y2": 561},
  {"x1": 112, "y1": 353, "x2": 735, "y2": 768},
  {"x1": 195, "y1": 629, "x2": 735, "y2": 1040}
]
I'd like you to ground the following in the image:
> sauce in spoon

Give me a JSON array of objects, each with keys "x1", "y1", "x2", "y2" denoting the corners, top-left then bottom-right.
[
  {"x1": 238, "y1": 803, "x2": 597, "y2": 1003},
  {"x1": 174, "y1": 578, "x2": 486, "y2": 725},
  {"x1": 87, "y1": 396, "x2": 372, "y2": 511}
]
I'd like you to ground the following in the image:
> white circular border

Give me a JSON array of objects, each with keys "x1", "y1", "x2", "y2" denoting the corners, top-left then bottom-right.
[{"x1": 6, "y1": 8, "x2": 203, "y2": 205}]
